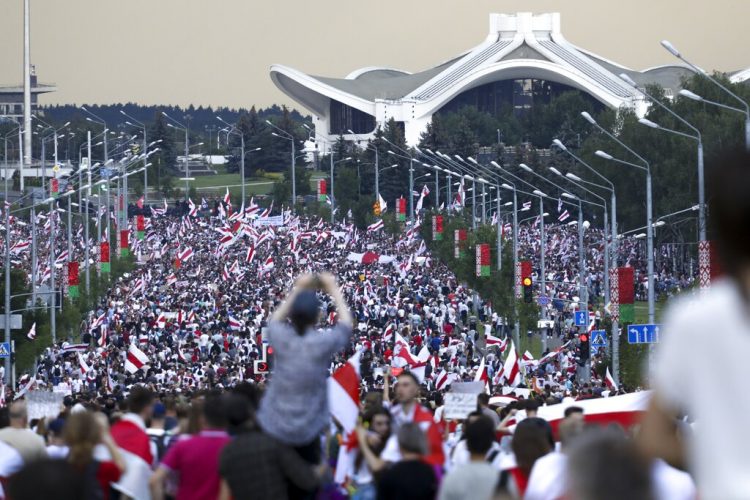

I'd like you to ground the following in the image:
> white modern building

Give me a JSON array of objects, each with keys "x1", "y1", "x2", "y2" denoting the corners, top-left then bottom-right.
[{"x1": 270, "y1": 12, "x2": 703, "y2": 146}]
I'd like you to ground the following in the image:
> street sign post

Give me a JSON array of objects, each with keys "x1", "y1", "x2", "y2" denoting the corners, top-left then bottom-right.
[
  {"x1": 574, "y1": 310, "x2": 588, "y2": 327},
  {"x1": 627, "y1": 324, "x2": 661, "y2": 344},
  {"x1": 590, "y1": 329, "x2": 607, "y2": 351},
  {"x1": 0, "y1": 314, "x2": 23, "y2": 330},
  {"x1": 538, "y1": 295, "x2": 550, "y2": 307}
]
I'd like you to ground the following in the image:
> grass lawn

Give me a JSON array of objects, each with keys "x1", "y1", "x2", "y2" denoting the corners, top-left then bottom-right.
[
  {"x1": 190, "y1": 173, "x2": 243, "y2": 188},
  {"x1": 633, "y1": 300, "x2": 666, "y2": 323}
]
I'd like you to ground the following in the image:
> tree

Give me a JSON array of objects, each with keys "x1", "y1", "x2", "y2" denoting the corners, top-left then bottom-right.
[{"x1": 148, "y1": 111, "x2": 177, "y2": 198}]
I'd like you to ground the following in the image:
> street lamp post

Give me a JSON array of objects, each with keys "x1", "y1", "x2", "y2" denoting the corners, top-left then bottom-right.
[
  {"x1": 219, "y1": 116, "x2": 261, "y2": 206},
  {"x1": 661, "y1": 40, "x2": 750, "y2": 150},
  {"x1": 552, "y1": 139, "x2": 617, "y2": 307},
  {"x1": 163, "y1": 113, "x2": 190, "y2": 201},
  {"x1": 620, "y1": 73, "x2": 706, "y2": 243},
  {"x1": 596, "y1": 150, "x2": 654, "y2": 324},
  {"x1": 120, "y1": 110, "x2": 149, "y2": 205},
  {"x1": 266, "y1": 121, "x2": 297, "y2": 212}
]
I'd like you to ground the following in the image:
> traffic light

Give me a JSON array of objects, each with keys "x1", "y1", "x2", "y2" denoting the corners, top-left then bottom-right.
[
  {"x1": 373, "y1": 202, "x2": 381, "y2": 216},
  {"x1": 523, "y1": 277, "x2": 533, "y2": 303},
  {"x1": 579, "y1": 333, "x2": 590, "y2": 361}
]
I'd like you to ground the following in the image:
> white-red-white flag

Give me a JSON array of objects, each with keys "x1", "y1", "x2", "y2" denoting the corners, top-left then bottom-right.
[
  {"x1": 245, "y1": 244, "x2": 256, "y2": 263},
  {"x1": 502, "y1": 340, "x2": 522, "y2": 387},
  {"x1": 177, "y1": 247, "x2": 194, "y2": 262},
  {"x1": 605, "y1": 366, "x2": 618, "y2": 392},
  {"x1": 124, "y1": 344, "x2": 149, "y2": 374},
  {"x1": 367, "y1": 220, "x2": 384, "y2": 233},
  {"x1": 78, "y1": 352, "x2": 91, "y2": 374},
  {"x1": 26, "y1": 323, "x2": 36, "y2": 340}
]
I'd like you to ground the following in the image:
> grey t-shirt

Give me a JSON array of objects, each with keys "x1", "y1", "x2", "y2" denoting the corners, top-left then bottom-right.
[
  {"x1": 439, "y1": 462, "x2": 499, "y2": 500},
  {"x1": 257, "y1": 320, "x2": 352, "y2": 446}
]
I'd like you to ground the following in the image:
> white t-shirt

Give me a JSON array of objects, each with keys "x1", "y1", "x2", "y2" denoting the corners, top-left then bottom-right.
[
  {"x1": 652, "y1": 279, "x2": 750, "y2": 499},
  {"x1": 525, "y1": 451, "x2": 567, "y2": 500}
]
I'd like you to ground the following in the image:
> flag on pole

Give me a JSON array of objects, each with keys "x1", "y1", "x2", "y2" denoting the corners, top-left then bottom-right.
[
  {"x1": 502, "y1": 340, "x2": 522, "y2": 387},
  {"x1": 26, "y1": 323, "x2": 36, "y2": 340},
  {"x1": 367, "y1": 219, "x2": 384, "y2": 233},
  {"x1": 557, "y1": 210, "x2": 570, "y2": 222},
  {"x1": 378, "y1": 193, "x2": 388, "y2": 214}
]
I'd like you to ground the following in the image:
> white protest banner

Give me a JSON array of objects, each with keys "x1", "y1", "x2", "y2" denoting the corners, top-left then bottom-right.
[
  {"x1": 26, "y1": 391, "x2": 66, "y2": 420},
  {"x1": 444, "y1": 393, "x2": 479, "y2": 420},
  {"x1": 254, "y1": 215, "x2": 285, "y2": 227}
]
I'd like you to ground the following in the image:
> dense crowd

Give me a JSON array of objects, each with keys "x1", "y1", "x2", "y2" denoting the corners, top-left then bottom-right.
[{"x1": 0, "y1": 199, "x2": 698, "y2": 499}]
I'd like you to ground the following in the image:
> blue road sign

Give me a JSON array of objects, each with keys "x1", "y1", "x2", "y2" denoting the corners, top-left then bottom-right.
[
  {"x1": 574, "y1": 310, "x2": 588, "y2": 327},
  {"x1": 590, "y1": 329, "x2": 607, "y2": 348},
  {"x1": 627, "y1": 324, "x2": 661, "y2": 344},
  {"x1": 0, "y1": 342, "x2": 10, "y2": 358},
  {"x1": 538, "y1": 295, "x2": 550, "y2": 307}
]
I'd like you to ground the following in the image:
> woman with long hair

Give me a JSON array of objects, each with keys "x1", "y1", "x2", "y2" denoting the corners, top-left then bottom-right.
[
  {"x1": 64, "y1": 411, "x2": 126, "y2": 500},
  {"x1": 352, "y1": 406, "x2": 392, "y2": 500}
]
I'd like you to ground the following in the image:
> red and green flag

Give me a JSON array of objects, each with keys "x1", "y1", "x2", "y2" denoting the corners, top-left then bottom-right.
[
  {"x1": 50, "y1": 178, "x2": 59, "y2": 198},
  {"x1": 610, "y1": 267, "x2": 634, "y2": 323},
  {"x1": 476, "y1": 243, "x2": 490, "y2": 277},
  {"x1": 454, "y1": 229, "x2": 467, "y2": 258},
  {"x1": 100, "y1": 242, "x2": 110, "y2": 274},
  {"x1": 396, "y1": 197, "x2": 406, "y2": 222},
  {"x1": 432, "y1": 215, "x2": 443, "y2": 241},
  {"x1": 136, "y1": 215, "x2": 145, "y2": 240},
  {"x1": 68, "y1": 261, "x2": 79, "y2": 298},
  {"x1": 120, "y1": 230, "x2": 129, "y2": 257},
  {"x1": 318, "y1": 179, "x2": 327, "y2": 202}
]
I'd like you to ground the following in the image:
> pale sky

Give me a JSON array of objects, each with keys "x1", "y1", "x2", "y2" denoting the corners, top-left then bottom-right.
[{"x1": 1, "y1": 0, "x2": 748, "y2": 111}]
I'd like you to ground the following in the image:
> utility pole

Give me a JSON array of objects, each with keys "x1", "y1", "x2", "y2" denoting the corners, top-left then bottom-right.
[{"x1": 22, "y1": 0, "x2": 31, "y2": 187}]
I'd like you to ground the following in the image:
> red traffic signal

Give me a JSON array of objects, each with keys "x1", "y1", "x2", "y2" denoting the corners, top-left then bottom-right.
[{"x1": 579, "y1": 334, "x2": 589, "y2": 342}]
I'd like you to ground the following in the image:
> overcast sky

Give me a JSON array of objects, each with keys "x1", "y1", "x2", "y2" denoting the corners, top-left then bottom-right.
[{"x1": 1, "y1": 0, "x2": 748, "y2": 111}]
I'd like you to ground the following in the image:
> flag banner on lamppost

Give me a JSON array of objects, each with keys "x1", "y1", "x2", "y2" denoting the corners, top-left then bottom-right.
[
  {"x1": 610, "y1": 267, "x2": 634, "y2": 323},
  {"x1": 432, "y1": 215, "x2": 443, "y2": 241},
  {"x1": 50, "y1": 178, "x2": 59, "y2": 198},
  {"x1": 68, "y1": 261, "x2": 79, "y2": 298},
  {"x1": 454, "y1": 229, "x2": 467, "y2": 258},
  {"x1": 698, "y1": 240, "x2": 722, "y2": 290},
  {"x1": 396, "y1": 197, "x2": 406, "y2": 222},
  {"x1": 318, "y1": 179, "x2": 327, "y2": 202},
  {"x1": 100, "y1": 242, "x2": 110, "y2": 274},
  {"x1": 136, "y1": 215, "x2": 145, "y2": 240},
  {"x1": 118, "y1": 194, "x2": 125, "y2": 227},
  {"x1": 516, "y1": 260, "x2": 532, "y2": 298},
  {"x1": 120, "y1": 230, "x2": 129, "y2": 257},
  {"x1": 476, "y1": 243, "x2": 490, "y2": 277}
]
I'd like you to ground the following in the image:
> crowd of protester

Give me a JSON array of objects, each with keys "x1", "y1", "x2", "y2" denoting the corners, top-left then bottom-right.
[{"x1": 0, "y1": 190, "x2": 711, "y2": 499}]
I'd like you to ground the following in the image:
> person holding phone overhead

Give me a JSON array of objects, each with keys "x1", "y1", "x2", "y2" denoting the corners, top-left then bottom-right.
[{"x1": 256, "y1": 272, "x2": 353, "y2": 496}]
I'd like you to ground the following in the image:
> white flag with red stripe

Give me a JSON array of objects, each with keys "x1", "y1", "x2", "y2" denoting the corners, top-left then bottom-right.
[
  {"x1": 124, "y1": 344, "x2": 149, "y2": 374},
  {"x1": 474, "y1": 356, "x2": 490, "y2": 394},
  {"x1": 328, "y1": 351, "x2": 362, "y2": 485},
  {"x1": 78, "y1": 352, "x2": 91, "y2": 374},
  {"x1": 245, "y1": 244, "x2": 256, "y2": 263},
  {"x1": 605, "y1": 366, "x2": 618, "y2": 391},
  {"x1": 177, "y1": 247, "x2": 193, "y2": 262},
  {"x1": 502, "y1": 340, "x2": 522, "y2": 388},
  {"x1": 26, "y1": 323, "x2": 36, "y2": 340},
  {"x1": 367, "y1": 219, "x2": 384, "y2": 233}
]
